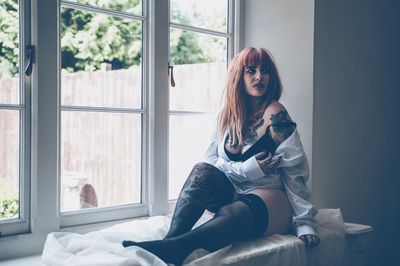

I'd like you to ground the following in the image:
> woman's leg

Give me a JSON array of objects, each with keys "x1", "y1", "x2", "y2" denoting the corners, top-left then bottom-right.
[
  {"x1": 123, "y1": 194, "x2": 269, "y2": 266},
  {"x1": 165, "y1": 162, "x2": 235, "y2": 239},
  {"x1": 248, "y1": 188, "x2": 293, "y2": 235}
]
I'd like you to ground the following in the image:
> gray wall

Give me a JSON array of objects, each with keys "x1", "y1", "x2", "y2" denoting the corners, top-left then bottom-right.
[
  {"x1": 245, "y1": 0, "x2": 400, "y2": 265},
  {"x1": 313, "y1": 0, "x2": 400, "y2": 265},
  {"x1": 244, "y1": 0, "x2": 315, "y2": 180}
]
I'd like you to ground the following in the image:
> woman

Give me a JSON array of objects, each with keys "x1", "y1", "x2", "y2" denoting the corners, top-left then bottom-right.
[{"x1": 123, "y1": 47, "x2": 320, "y2": 265}]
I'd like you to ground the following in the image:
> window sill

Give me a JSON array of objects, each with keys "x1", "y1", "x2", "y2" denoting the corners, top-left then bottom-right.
[
  {"x1": 0, "y1": 255, "x2": 41, "y2": 266},
  {"x1": 0, "y1": 214, "x2": 156, "y2": 261}
]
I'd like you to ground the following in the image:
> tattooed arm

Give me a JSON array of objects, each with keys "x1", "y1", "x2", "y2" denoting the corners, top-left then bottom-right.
[
  {"x1": 267, "y1": 102, "x2": 297, "y2": 145},
  {"x1": 253, "y1": 102, "x2": 296, "y2": 175},
  {"x1": 264, "y1": 102, "x2": 320, "y2": 247}
]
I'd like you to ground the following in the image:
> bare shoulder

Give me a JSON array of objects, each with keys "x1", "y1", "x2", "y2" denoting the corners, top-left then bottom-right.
[
  {"x1": 268, "y1": 101, "x2": 286, "y2": 111},
  {"x1": 264, "y1": 101, "x2": 293, "y2": 122},
  {"x1": 264, "y1": 101, "x2": 295, "y2": 144}
]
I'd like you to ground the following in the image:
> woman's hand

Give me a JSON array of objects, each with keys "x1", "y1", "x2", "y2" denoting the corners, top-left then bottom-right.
[
  {"x1": 299, "y1": 234, "x2": 320, "y2": 247},
  {"x1": 255, "y1": 151, "x2": 282, "y2": 175}
]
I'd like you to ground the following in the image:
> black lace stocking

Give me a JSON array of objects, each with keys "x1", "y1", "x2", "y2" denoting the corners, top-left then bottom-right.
[
  {"x1": 164, "y1": 162, "x2": 235, "y2": 239},
  {"x1": 123, "y1": 200, "x2": 256, "y2": 266}
]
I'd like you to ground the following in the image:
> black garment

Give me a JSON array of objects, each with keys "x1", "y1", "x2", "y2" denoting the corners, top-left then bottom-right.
[
  {"x1": 123, "y1": 198, "x2": 268, "y2": 266},
  {"x1": 225, "y1": 122, "x2": 296, "y2": 162},
  {"x1": 120, "y1": 123, "x2": 302, "y2": 264},
  {"x1": 164, "y1": 162, "x2": 235, "y2": 239},
  {"x1": 237, "y1": 193, "x2": 269, "y2": 236}
]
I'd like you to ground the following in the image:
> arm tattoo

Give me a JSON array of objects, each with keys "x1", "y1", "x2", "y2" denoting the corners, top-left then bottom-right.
[{"x1": 270, "y1": 110, "x2": 296, "y2": 141}]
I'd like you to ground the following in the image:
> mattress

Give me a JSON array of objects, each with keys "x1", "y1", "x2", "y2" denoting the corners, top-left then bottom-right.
[{"x1": 41, "y1": 209, "x2": 345, "y2": 266}]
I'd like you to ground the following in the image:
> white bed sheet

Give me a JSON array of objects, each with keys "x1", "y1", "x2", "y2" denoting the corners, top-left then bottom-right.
[{"x1": 41, "y1": 209, "x2": 345, "y2": 266}]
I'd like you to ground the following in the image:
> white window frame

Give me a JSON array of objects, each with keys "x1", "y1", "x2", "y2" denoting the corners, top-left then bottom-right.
[
  {"x1": 148, "y1": 0, "x2": 244, "y2": 215},
  {"x1": 167, "y1": 0, "x2": 238, "y2": 204},
  {"x1": 0, "y1": 0, "x2": 243, "y2": 260},
  {"x1": 58, "y1": 0, "x2": 149, "y2": 227},
  {"x1": 0, "y1": 0, "x2": 31, "y2": 237}
]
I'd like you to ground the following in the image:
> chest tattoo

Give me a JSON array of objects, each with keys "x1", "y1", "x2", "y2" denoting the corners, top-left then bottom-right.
[{"x1": 243, "y1": 111, "x2": 265, "y2": 145}]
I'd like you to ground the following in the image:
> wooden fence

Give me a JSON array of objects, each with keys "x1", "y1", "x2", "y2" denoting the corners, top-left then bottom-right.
[{"x1": 0, "y1": 62, "x2": 226, "y2": 210}]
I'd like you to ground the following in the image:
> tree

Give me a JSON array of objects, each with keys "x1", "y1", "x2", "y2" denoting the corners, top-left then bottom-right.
[
  {"x1": 0, "y1": 0, "x2": 19, "y2": 77},
  {"x1": 61, "y1": 0, "x2": 142, "y2": 72},
  {"x1": 60, "y1": 0, "x2": 216, "y2": 71},
  {"x1": 170, "y1": 30, "x2": 213, "y2": 65},
  {"x1": 0, "y1": 0, "x2": 226, "y2": 75}
]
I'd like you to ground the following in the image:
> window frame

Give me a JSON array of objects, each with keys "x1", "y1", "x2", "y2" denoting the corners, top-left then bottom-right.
[
  {"x1": 58, "y1": 0, "x2": 149, "y2": 227},
  {"x1": 0, "y1": 0, "x2": 32, "y2": 237},
  {"x1": 167, "y1": 0, "x2": 237, "y2": 201},
  {"x1": 0, "y1": 0, "x2": 243, "y2": 260}
]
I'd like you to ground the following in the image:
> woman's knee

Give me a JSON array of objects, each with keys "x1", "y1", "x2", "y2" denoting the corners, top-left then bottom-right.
[
  {"x1": 190, "y1": 162, "x2": 222, "y2": 178},
  {"x1": 216, "y1": 201, "x2": 252, "y2": 221},
  {"x1": 187, "y1": 162, "x2": 218, "y2": 189},
  {"x1": 212, "y1": 202, "x2": 254, "y2": 238},
  {"x1": 182, "y1": 162, "x2": 235, "y2": 212},
  {"x1": 189, "y1": 162, "x2": 229, "y2": 187},
  {"x1": 216, "y1": 195, "x2": 269, "y2": 237},
  {"x1": 192, "y1": 162, "x2": 213, "y2": 170}
]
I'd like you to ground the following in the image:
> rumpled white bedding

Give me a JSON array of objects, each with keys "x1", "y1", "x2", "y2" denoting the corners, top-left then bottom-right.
[{"x1": 41, "y1": 209, "x2": 345, "y2": 266}]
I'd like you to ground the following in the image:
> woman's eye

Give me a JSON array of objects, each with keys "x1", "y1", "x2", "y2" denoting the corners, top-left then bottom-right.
[
  {"x1": 261, "y1": 68, "x2": 269, "y2": 74},
  {"x1": 246, "y1": 68, "x2": 255, "y2": 74}
]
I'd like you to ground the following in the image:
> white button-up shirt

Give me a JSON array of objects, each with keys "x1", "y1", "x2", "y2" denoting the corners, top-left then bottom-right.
[{"x1": 203, "y1": 127, "x2": 318, "y2": 237}]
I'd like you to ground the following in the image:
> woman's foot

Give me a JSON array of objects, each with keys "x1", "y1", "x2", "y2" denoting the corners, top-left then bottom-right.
[
  {"x1": 122, "y1": 239, "x2": 186, "y2": 266},
  {"x1": 299, "y1": 234, "x2": 320, "y2": 247}
]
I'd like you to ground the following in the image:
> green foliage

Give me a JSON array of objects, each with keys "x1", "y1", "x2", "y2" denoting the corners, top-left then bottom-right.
[
  {"x1": 0, "y1": 0, "x2": 225, "y2": 75},
  {"x1": 0, "y1": 199, "x2": 19, "y2": 219},
  {"x1": 61, "y1": 12, "x2": 140, "y2": 72},
  {"x1": 0, "y1": 179, "x2": 19, "y2": 219},
  {"x1": 170, "y1": 31, "x2": 212, "y2": 65},
  {"x1": 0, "y1": 0, "x2": 19, "y2": 77},
  {"x1": 61, "y1": 0, "x2": 142, "y2": 72}
]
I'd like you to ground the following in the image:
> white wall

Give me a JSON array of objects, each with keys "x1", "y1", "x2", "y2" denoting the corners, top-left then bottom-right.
[
  {"x1": 313, "y1": 0, "x2": 400, "y2": 265},
  {"x1": 244, "y1": 0, "x2": 315, "y2": 182}
]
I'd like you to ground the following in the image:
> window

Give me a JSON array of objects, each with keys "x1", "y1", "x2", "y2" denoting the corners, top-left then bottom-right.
[
  {"x1": 59, "y1": 0, "x2": 147, "y2": 226},
  {"x1": 168, "y1": 0, "x2": 232, "y2": 199},
  {"x1": 0, "y1": 0, "x2": 31, "y2": 237},
  {"x1": 0, "y1": 0, "x2": 241, "y2": 258}
]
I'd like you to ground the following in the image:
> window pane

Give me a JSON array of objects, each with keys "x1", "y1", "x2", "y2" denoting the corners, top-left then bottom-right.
[
  {"x1": 60, "y1": 7, "x2": 142, "y2": 108},
  {"x1": 0, "y1": 0, "x2": 20, "y2": 104},
  {"x1": 169, "y1": 28, "x2": 227, "y2": 112},
  {"x1": 0, "y1": 110, "x2": 20, "y2": 220},
  {"x1": 60, "y1": 111, "x2": 141, "y2": 212},
  {"x1": 171, "y1": 0, "x2": 228, "y2": 32},
  {"x1": 169, "y1": 114, "x2": 215, "y2": 200},
  {"x1": 64, "y1": 0, "x2": 142, "y2": 15}
]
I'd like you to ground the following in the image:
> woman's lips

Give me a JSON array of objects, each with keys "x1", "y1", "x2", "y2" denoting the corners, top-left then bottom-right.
[{"x1": 254, "y1": 83, "x2": 265, "y2": 89}]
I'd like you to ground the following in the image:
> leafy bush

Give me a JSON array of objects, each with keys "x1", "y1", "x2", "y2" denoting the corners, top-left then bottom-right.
[
  {"x1": 0, "y1": 199, "x2": 19, "y2": 219},
  {"x1": 1, "y1": 0, "x2": 223, "y2": 76},
  {"x1": 0, "y1": 179, "x2": 19, "y2": 219},
  {"x1": 0, "y1": 0, "x2": 19, "y2": 76}
]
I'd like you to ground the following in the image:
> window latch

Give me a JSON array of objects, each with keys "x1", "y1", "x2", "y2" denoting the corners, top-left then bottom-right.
[
  {"x1": 168, "y1": 62, "x2": 175, "y2": 87},
  {"x1": 24, "y1": 45, "x2": 35, "y2": 76}
]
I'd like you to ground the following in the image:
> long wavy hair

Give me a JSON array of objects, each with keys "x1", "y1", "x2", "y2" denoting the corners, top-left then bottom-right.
[{"x1": 217, "y1": 47, "x2": 283, "y2": 145}]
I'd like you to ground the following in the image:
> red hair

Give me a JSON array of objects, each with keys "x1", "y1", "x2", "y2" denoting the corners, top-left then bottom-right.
[{"x1": 217, "y1": 47, "x2": 282, "y2": 145}]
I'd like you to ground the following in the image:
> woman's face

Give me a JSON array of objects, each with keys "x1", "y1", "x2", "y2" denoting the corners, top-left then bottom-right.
[{"x1": 243, "y1": 65, "x2": 270, "y2": 97}]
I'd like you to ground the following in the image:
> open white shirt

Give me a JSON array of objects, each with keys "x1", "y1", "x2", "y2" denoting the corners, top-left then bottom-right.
[{"x1": 202, "y1": 127, "x2": 318, "y2": 237}]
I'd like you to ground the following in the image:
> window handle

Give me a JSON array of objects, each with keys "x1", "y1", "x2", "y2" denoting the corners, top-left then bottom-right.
[
  {"x1": 24, "y1": 45, "x2": 35, "y2": 76},
  {"x1": 168, "y1": 62, "x2": 175, "y2": 87}
]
